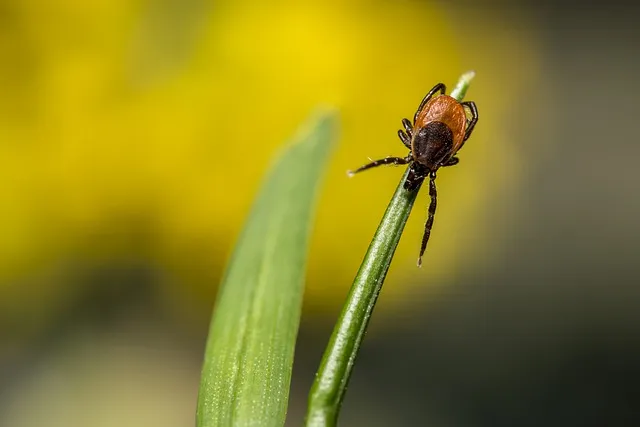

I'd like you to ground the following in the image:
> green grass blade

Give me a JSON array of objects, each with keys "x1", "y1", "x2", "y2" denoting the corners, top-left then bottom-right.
[
  {"x1": 197, "y1": 109, "x2": 339, "y2": 427},
  {"x1": 306, "y1": 72, "x2": 476, "y2": 427}
]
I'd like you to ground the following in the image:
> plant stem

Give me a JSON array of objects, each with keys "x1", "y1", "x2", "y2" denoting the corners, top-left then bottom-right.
[{"x1": 305, "y1": 71, "x2": 475, "y2": 427}]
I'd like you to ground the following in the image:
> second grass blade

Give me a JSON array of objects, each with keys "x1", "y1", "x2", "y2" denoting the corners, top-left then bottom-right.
[{"x1": 197, "y1": 110, "x2": 338, "y2": 427}]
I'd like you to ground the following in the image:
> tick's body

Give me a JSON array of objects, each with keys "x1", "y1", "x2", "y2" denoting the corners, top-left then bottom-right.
[
  {"x1": 348, "y1": 82, "x2": 478, "y2": 266},
  {"x1": 413, "y1": 95, "x2": 466, "y2": 168}
]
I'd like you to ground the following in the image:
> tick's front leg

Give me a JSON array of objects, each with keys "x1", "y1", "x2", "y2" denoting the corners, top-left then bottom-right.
[{"x1": 347, "y1": 154, "x2": 412, "y2": 177}]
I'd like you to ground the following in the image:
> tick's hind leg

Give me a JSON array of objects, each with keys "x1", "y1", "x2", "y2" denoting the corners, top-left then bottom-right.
[
  {"x1": 443, "y1": 156, "x2": 459, "y2": 167},
  {"x1": 461, "y1": 101, "x2": 478, "y2": 142},
  {"x1": 414, "y1": 83, "x2": 446, "y2": 124},
  {"x1": 347, "y1": 154, "x2": 412, "y2": 177},
  {"x1": 398, "y1": 130, "x2": 411, "y2": 149},
  {"x1": 402, "y1": 118, "x2": 413, "y2": 137},
  {"x1": 398, "y1": 118, "x2": 413, "y2": 149}
]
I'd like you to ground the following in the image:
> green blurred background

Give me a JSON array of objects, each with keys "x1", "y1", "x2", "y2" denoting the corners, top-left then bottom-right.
[{"x1": 1, "y1": 1, "x2": 638, "y2": 426}]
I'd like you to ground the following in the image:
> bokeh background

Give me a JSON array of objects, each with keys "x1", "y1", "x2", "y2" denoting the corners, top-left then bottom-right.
[{"x1": 1, "y1": 0, "x2": 638, "y2": 426}]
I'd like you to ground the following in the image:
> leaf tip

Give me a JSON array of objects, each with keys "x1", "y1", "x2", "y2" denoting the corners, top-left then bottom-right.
[
  {"x1": 461, "y1": 70, "x2": 476, "y2": 82},
  {"x1": 287, "y1": 105, "x2": 340, "y2": 153},
  {"x1": 306, "y1": 105, "x2": 340, "y2": 130}
]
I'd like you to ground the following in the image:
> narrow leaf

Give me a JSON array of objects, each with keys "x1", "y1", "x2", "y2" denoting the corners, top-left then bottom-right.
[
  {"x1": 197, "y1": 110, "x2": 339, "y2": 427},
  {"x1": 306, "y1": 72, "x2": 476, "y2": 426}
]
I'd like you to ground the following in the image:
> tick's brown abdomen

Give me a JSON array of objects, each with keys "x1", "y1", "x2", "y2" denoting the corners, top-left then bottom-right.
[{"x1": 414, "y1": 95, "x2": 467, "y2": 155}]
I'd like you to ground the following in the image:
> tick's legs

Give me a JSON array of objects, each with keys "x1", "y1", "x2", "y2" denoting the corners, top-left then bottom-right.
[
  {"x1": 403, "y1": 162, "x2": 427, "y2": 191},
  {"x1": 418, "y1": 171, "x2": 438, "y2": 267},
  {"x1": 398, "y1": 118, "x2": 414, "y2": 149},
  {"x1": 347, "y1": 154, "x2": 412, "y2": 177},
  {"x1": 402, "y1": 118, "x2": 413, "y2": 137},
  {"x1": 443, "y1": 156, "x2": 459, "y2": 167},
  {"x1": 414, "y1": 83, "x2": 446, "y2": 124},
  {"x1": 461, "y1": 101, "x2": 478, "y2": 142},
  {"x1": 398, "y1": 130, "x2": 411, "y2": 149}
]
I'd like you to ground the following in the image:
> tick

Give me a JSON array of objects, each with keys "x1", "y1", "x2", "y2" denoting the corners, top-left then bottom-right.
[{"x1": 347, "y1": 82, "x2": 478, "y2": 266}]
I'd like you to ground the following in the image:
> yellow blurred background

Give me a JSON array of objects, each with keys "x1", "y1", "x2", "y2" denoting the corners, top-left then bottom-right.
[{"x1": 2, "y1": 1, "x2": 639, "y2": 426}]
